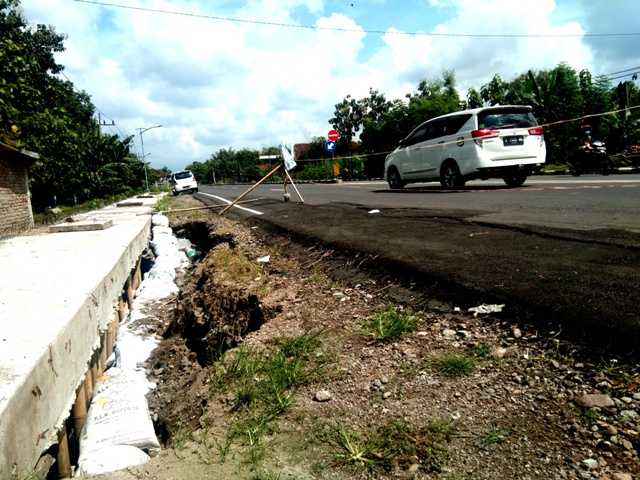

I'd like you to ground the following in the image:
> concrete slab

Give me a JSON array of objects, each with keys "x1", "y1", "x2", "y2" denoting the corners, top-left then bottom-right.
[
  {"x1": 48, "y1": 219, "x2": 114, "y2": 233},
  {"x1": 0, "y1": 195, "x2": 161, "y2": 478}
]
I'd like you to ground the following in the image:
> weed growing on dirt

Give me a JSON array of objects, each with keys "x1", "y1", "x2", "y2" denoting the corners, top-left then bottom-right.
[
  {"x1": 317, "y1": 418, "x2": 453, "y2": 474},
  {"x1": 363, "y1": 308, "x2": 418, "y2": 341},
  {"x1": 467, "y1": 343, "x2": 491, "y2": 358},
  {"x1": 583, "y1": 408, "x2": 601, "y2": 423},
  {"x1": 431, "y1": 353, "x2": 476, "y2": 377},
  {"x1": 210, "y1": 246, "x2": 264, "y2": 284},
  {"x1": 169, "y1": 422, "x2": 191, "y2": 449},
  {"x1": 212, "y1": 331, "x2": 325, "y2": 467},
  {"x1": 475, "y1": 425, "x2": 510, "y2": 448},
  {"x1": 154, "y1": 194, "x2": 173, "y2": 213}
]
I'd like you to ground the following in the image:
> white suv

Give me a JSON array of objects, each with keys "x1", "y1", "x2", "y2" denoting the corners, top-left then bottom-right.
[
  {"x1": 385, "y1": 106, "x2": 546, "y2": 189},
  {"x1": 171, "y1": 170, "x2": 198, "y2": 195}
]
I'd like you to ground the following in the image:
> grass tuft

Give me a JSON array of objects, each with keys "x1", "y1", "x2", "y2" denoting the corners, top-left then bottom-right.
[
  {"x1": 154, "y1": 194, "x2": 172, "y2": 213},
  {"x1": 431, "y1": 353, "x2": 476, "y2": 377},
  {"x1": 318, "y1": 418, "x2": 453, "y2": 474},
  {"x1": 467, "y1": 343, "x2": 490, "y2": 358},
  {"x1": 475, "y1": 425, "x2": 510, "y2": 448},
  {"x1": 210, "y1": 246, "x2": 263, "y2": 284},
  {"x1": 363, "y1": 308, "x2": 418, "y2": 341},
  {"x1": 212, "y1": 331, "x2": 325, "y2": 467}
]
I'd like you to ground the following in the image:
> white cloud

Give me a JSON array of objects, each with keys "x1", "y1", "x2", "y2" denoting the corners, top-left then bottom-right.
[{"x1": 21, "y1": 0, "x2": 599, "y2": 170}]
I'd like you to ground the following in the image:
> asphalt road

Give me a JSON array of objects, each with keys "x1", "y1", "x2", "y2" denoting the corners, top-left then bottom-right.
[
  {"x1": 199, "y1": 174, "x2": 640, "y2": 232},
  {"x1": 193, "y1": 174, "x2": 640, "y2": 349}
]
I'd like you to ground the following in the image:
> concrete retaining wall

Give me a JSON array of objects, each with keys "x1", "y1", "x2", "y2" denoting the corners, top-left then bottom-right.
[{"x1": 0, "y1": 199, "x2": 157, "y2": 478}]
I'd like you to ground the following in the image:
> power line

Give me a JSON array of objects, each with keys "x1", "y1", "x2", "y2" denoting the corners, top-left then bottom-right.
[
  {"x1": 606, "y1": 71, "x2": 639, "y2": 82},
  {"x1": 602, "y1": 65, "x2": 640, "y2": 77},
  {"x1": 72, "y1": 0, "x2": 640, "y2": 39}
]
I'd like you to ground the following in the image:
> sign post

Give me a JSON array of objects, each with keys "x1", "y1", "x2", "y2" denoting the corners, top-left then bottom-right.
[{"x1": 327, "y1": 130, "x2": 341, "y2": 178}]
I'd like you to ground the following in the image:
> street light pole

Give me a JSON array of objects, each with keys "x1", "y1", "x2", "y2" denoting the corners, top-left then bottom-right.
[{"x1": 136, "y1": 125, "x2": 162, "y2": 192}]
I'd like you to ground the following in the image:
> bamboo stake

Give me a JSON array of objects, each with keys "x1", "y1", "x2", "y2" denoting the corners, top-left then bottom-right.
[
  {"x1": 56, "y1": 426, "x2": 71, "y2": 478},
  {"x1": 72, "y1": 383, "x2": 87, "y2": 439},
  {"x1": 220, "y1": 164, "x2": 282, "y2": 215},
  {"x1": 132, "y1": 257, "x2": 142, "y2": 292},
  {"x1": 98, "y1": 335, "x2": 107, "y2": 374},
  {"x1": 118, "y1": 297, "x2": 127, "y2": 322},
  {"x1": 90, "y1": 353, "x2": 100, "y2": 387},
  {"x1": 125, "y1": 280, "x2": 133, "y2": 310},
  {"x1": 84, "y1": 370, "x2": 93, "y2": 402},
  {"x1": 284, "y1": 169, "x2": 305, "y2": 203}
]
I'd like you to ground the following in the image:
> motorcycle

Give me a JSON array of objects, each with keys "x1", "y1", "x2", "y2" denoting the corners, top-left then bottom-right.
[{"x1": 568, "y1": 139, "x2": 613, "y2": 176}]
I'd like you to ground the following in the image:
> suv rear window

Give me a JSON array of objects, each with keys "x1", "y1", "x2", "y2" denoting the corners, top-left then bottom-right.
[
  {"x1": 174, "y1": 171, "x2": 193, "y2": 180},
  {"x1": 478, "y1": 109, "x2": 537, "y2": 129}
]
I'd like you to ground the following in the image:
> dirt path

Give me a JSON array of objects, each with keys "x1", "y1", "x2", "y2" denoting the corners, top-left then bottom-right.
[{"x1": 95, "y1": 195, "x2": 639, "y2": 480}]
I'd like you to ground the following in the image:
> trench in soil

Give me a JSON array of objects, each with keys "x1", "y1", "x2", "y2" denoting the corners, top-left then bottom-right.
[{"x1": 148, "y1": 221, "x2": 276, "y2": 445}]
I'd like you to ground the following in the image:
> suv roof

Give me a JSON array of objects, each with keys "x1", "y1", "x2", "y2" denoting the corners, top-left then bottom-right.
[{"x1": 434, "y1": 105, "x2": 533, "y2": 120}]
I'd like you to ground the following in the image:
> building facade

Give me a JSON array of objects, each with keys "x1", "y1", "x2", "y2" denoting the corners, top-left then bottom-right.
[{"x1": 0, "y1": 142, "x2": 38, "y2": 238}]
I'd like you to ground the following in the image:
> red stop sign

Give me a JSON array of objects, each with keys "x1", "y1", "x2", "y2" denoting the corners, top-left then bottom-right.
[{"x1": 327, "y1": 129, "x2": 340, "y2": 142}]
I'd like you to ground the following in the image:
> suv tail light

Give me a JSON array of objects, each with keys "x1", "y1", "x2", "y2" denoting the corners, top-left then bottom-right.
[
  {"x1": 528, "y1": 126, "x2": 544, "y2": 135},
  {"x1": 471, "y1": 128, "x2": 499, "y2": 139}
]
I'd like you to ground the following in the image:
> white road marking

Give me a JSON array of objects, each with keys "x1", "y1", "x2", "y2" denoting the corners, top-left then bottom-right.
[{"x1": 199, "y1": 193, "x2": 264, "y2": 215}]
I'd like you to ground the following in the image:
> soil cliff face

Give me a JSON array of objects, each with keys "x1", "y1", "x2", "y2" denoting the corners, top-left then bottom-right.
[{"x1": 171, "y1": 250, "x2": 266, "y2": 366}]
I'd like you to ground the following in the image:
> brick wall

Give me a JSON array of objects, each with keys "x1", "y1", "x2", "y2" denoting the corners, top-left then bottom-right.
[{"x1": 0, "y1": 155, "x2": 34, "y2": 237}]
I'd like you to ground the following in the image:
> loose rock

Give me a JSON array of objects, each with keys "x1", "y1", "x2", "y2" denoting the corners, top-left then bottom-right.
[
  {"x1": 314, "y1": 390, "x2": 332, "y2": 402},
  {"x1": 612, "y1": 473, "x2": 632, "y2": 480},
  {"x1": 576, "y1": 394, "x2": 614, "y2": 409},
  {"x1": 442, "y1": 328, "x2": 456, "y2": 338}
]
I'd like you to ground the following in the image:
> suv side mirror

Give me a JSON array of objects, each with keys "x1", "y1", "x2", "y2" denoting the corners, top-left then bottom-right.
[{"x1": 399, "y1": 139, "x2": 407, "y2": 148}]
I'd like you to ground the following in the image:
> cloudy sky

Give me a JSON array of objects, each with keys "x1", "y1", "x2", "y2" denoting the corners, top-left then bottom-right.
[{"x1": 21, "y1": 0, "x2": 640, "y2": 171}]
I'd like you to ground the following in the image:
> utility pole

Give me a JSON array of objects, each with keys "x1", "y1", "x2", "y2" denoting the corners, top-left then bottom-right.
[{"x1": 136, "y1": 125, "x2": 162, "y2": 191}]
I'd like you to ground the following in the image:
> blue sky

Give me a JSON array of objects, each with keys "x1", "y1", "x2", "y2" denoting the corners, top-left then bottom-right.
[{"x1": 21, "y1": 0, "x2": 640, "y2": 171}]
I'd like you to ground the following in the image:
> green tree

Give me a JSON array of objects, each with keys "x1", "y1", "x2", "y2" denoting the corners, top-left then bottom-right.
[
  {"x1": 0, "y1": 0, "x2": 144, "y2": 209},
  {"x1": 466, "y1": 88, "x2": 483, "y2": 108}
]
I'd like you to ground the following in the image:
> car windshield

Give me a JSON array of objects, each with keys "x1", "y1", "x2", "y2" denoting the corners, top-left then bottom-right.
[
  {"x1": 174, "y1": 172, "x2": 192, "y2": 180},
  {"x1": 478, "y1": 109, "x2": 537, "y2": 129}
]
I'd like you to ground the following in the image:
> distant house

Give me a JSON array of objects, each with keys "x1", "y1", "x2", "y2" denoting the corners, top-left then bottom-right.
[{"x1": 0, "y1": 142, "x2": 39, "y2": 237}]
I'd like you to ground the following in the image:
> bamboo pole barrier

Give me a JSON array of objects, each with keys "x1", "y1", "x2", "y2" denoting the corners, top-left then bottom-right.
[
  {"x1": 139, "y1": 197, "x2": 265, "y2": 216},
  {"x1": 220, "y1": 164, "x2": 282, "y2": 215}
]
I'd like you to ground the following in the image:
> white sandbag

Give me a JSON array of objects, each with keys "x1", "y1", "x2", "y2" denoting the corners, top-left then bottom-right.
[
  {"x1": 151, "y1": 214, "x2": 169, "y2": 227},
  {"x1": 78, "y1": 368, "x2": 159, "y2": 460},
  {"x1": 152, "y1": 225, "x2": 173, "y2": 238},
  {"x1": 77, "y1": 445, "x2": 149, "y2": 476},
  {"x1": 177, "y1": 237, "x2": 193, "y2": 251}
]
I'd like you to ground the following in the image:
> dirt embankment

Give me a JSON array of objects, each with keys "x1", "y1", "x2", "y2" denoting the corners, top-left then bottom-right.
[{"x1": 101, "y1": 195, "x2": 639, "y2": 480}]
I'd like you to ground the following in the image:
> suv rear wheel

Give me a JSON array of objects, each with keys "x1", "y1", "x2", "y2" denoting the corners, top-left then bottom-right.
[
  {"x1": 440, "y1": 161, "x2": 465, "y2": 189},
  {"x1": 387, "y1": 167, "x2": 405, "y2": 190},
  {"x1": 503, "y1": 173, "x2": 528, "y2": 188}
]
